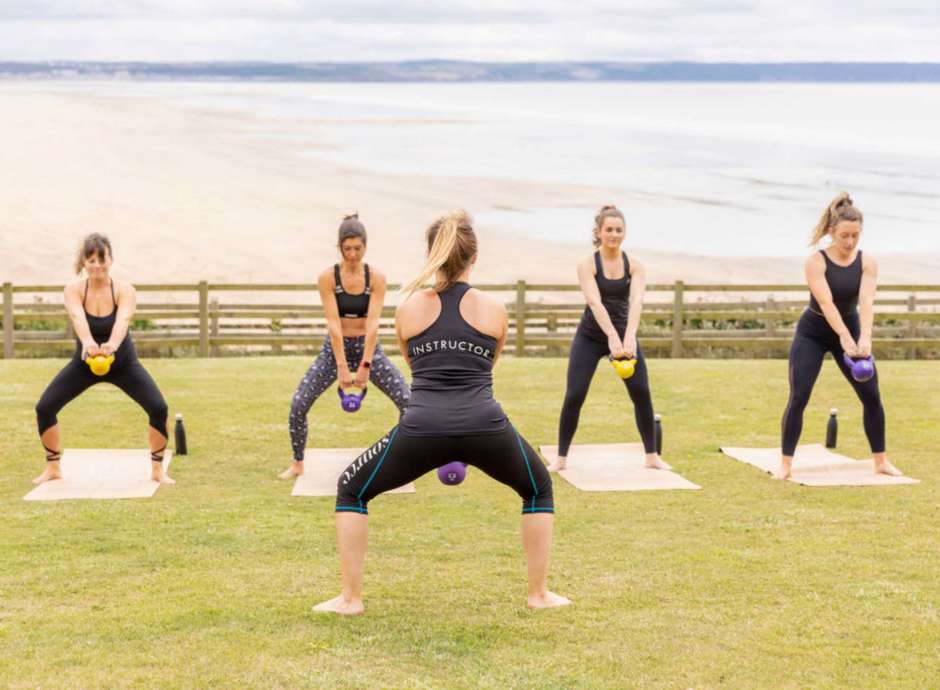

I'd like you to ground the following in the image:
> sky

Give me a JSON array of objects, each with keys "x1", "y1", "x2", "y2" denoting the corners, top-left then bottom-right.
[{"x1": 0, "y1": 1, "x2": 937, "y2": 62}]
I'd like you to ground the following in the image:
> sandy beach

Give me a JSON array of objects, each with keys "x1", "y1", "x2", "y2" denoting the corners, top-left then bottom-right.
[{"x1": 2, "y1": 82, "x2": 938, "y2": 289}]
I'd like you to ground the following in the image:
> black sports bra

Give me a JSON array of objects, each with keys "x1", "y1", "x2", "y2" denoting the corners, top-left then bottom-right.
[{"x1": 333, "y1": 264, "x2": 371, "y2": 319}]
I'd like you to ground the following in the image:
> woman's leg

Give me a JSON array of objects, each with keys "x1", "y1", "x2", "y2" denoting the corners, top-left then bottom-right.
[
  {"x1": 315, "y1": 428, "x2": 441, "y2": 614},
  {"x1": 778, "y1": 333, "x2": 827, "y2": 479},
  {"x1": 33, "y1": 360, "x2": 96, "y2": 483},
  {"x1": 622, "y1": 345, "x2": 669, "y2": 469},
  {"x1": 555, "y1": 331, "x2": 606, "y2": 470},
  {"x1": 109, "y1": 360, "x2": 173, "y2": 484},
  {"x1": 466, "y1": 426, "x2": 569, "y2": 609},
  {"x1": 367, "y1": 343, "x2": 411, "y2": 414},
  {"x1": 283, "y1": 341, "x2": 339, "y2": 477}
]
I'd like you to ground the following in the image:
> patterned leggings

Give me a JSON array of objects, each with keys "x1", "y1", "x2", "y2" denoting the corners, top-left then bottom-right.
[{"x1": 288, "y1": 336, "x2": 411, "y2": 460}]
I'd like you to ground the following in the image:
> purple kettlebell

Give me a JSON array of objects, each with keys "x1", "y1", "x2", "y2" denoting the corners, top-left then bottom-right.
[
  {"x1": 437, "y1": 461, "x2": 467, "y2": 486},
  {"x1": 337, "y1": 386, "x2": 367, "y2": 413},
  {"x1": 842, "y1": 353, "x2": 875, "y2": 382}
]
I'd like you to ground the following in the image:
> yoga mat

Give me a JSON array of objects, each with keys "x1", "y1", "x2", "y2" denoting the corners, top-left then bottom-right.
[
  {"x1": 719, "y1": 444, "x2": 919, "y2": 487},
  {"x1": 292, "y1": 448, "x2": 416, "y2": 497},
  {"x1": 24, "y1": 448, "x2": 174, "y2": 501},
  {"x1": 539, "y1": 443, "x2": 700, "y2": 492}
]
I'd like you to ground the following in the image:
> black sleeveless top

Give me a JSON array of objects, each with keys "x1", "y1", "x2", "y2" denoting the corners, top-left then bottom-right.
[
  {"x1": 808, "y1": 250, "x2": 862, "y2": 317},
  {"x1": 400, "y1": 282, "x2": 509, "y2": 436},
  {"x1": 578, "y1": 251, "x2": 631, "y2": 341},
  {"x1": 74, "y1": 280, "x2": 136, "y2": 365},
  {"x1": 333, "y1": 264, "x2": 371, "y2": 319}
]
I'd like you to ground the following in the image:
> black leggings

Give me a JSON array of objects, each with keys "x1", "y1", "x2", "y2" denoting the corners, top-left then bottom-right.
[
  {"x1": 335, "y1": 424, "x2": 554, "y2": 515},
  {"x1": 36, "y1": 358, "x2": 169, "y2": 438},
  {"x1": 781, "y1": 310, "x2": 885, "y2": 456},
  {"x1": 558, "y1": 329, "x2": 656, "y2": 456}
]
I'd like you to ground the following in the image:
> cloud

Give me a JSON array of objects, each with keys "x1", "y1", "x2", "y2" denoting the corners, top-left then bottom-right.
[{"x1": 0, "y1": 1, "x2": 937, "y2": 61}]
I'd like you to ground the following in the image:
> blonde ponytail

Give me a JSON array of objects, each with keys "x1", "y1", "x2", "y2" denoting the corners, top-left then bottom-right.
[
  {"x1": 402, "y1": 211, "x2": 477, "y2": 296},
  {"x1": 810, "y1": 192, "x2": 863, "y2": 246}
]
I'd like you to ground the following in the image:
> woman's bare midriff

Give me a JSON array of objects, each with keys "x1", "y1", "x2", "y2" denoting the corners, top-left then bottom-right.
[{"x1": 340, "y1": 317, "x2": 368, "y2": 337}]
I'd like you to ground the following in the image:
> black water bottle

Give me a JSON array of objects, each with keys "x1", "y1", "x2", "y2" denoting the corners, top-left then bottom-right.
[
  {"x1": 174, "y1": 413, "x2": 188, "y2": 455},
  {"x1": 654, "y1": 414, "x2": 663, "y2": 455},
  {"x1": 825, "y1": 408, "x2": 838, "y2": 449}
]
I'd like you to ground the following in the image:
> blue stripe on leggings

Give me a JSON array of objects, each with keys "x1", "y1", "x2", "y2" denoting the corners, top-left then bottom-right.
[
  {"x1": 523, "y1": 507, "x2": 554, "y2": 514},
  {"x1": 357, "y1": 427, "x2": 399, "y2": 501},
  {"x1": 336, "y1": 506, "x2": 367, "y2": 514},
  {"x1": 513, "y1": 427, "x2": 539, "y2": 512}
]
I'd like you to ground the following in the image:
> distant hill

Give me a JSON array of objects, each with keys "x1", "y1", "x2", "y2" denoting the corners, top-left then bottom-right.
[{"x1": 2, "y1": 60, "x2": 940, "y2": 82}]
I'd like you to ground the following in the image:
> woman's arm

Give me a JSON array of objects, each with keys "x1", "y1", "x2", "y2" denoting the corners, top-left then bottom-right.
[
  {"x1": 806, "y1": 254, "x2": 858, "y2": 356},
  {"x1": 101, "y1": 281, "x2": 136, "y2": 356},
  {"x1": 622, "y1": 258, "x2": 646, "y2": 358},
  {"x1": 64, "y1": 282, "x2": 98, "y2": 358},
  {"x1": 356, "y1": 271, "x2": 387, "y2": 387},
  {"x1": 319, "y1": 271, "x2": 352, "y2": 387},
  {"x1": 491, "y1": 302, "x2": 509, "y2": 366},
  {"x1": 578, "y1": 257, "x2": 625, "y2": 358},
  {"x1": 856, "y1": 254, "x2": 878, "y2": 357},
  {"x1": 395, "y1": 298, "x2": 412, "y2": 369}
]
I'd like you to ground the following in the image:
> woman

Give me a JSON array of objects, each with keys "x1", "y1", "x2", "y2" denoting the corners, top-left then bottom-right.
[
  {"x1": 313, "y1": 211, "x2": 569, "y2": 614},
  {"x1": 281, "y1": 214, "x2": 410, "y2": 479},
  {"x1": 777, "y1": 193, "x2": 902, "y2": 480},
  {"x1": 551, "y1": 205, "x2": 668, "y2": 473},
  {"x1": 33, "y1": 234, "x2": 173, "y2": 485}
]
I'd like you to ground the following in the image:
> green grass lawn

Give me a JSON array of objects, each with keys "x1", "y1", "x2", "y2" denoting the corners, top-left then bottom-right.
[{"x1": 1, "y1": 356, "x2": 938, "y2": 689}]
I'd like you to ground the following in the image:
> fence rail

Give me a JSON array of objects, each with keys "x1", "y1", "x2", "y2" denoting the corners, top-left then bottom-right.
[{"x1": 3, "y1": 281, "x2": 939, "y2": 360}]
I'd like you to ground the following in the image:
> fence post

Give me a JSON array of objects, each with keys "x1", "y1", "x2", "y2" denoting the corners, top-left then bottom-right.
[
  {"x1": 765, "y1": 295, "x2": 776, "y2": 337},
  {"x1": 671, "y1": 280, "x2": 684, "y2": 358},
  {"x1": 198, "y1": 281, "x2": 209, "y2": 358},
  {"x1": 210, "y1": 297, "x2": 220, "y2": 358},
  {"x1": 515, "y1": 280, "x2": 527, "y2": 357},
  {"x1": 907, "y1": 293, "x2": 917, "y2": 359},
  {"x1": 2, "y1": 282, "x2": 13, "y2": 359}
]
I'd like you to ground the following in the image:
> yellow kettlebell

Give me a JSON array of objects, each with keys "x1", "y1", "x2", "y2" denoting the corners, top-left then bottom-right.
[
  {"x1": 610, "y1": 356, "x2": 637, "y2": 380},
  {"x1": 85, "y1": 354, "x2": 115, "y2": 376}
]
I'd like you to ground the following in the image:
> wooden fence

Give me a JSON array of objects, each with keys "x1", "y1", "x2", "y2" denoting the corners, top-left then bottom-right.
[{"x1": 3, "y1": 281, "x2": 939, "y2": 359}]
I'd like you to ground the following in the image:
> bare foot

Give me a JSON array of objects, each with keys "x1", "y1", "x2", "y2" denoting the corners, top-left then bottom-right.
[
  {"x1": 874, "y1": 459, "x2": 903, "y2": 477},
  {"x1": 279, "y1": 461, "x2": 304, "y2": 479},
  {"x1": 313, "y1": 594, "x2": 364, "y2": 615},
  {"x1": 773, "y1": 459, "x2": 792, "y2": 480},
  {"x1": 151, "y1": 465, "x2": 176, "y2": 485},
  {"x1": 547, "y1": 457, "x2": 567, "y2": 473},
  {"x1": 33, "y1": 463, "x2": 62, "y2": 484},
  {"x1": 644, "y1": 454, "x2": 672, "y2": 470},
  {"x1": 527, "y1": 590, "x2": 572, "y2": 609}
]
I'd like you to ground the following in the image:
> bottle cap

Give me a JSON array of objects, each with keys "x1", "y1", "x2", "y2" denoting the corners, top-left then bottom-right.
[
  {"x1": 830, "y1": 408, "x2": 838, "y2": 415},
  {"x1": 654, "y1": 414, "x2": 662, "y2": 421},
  {"x1": 176, "y1": 413, "x2": 183, "y2": 420}
]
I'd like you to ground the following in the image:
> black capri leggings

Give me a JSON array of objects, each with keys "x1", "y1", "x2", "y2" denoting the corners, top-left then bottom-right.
[
  {"x1": 781, "y1": 310, "x2": 885, "y2": 456},
  {"x1": 36, "y1": 358, "x2": 169, "y2": 437},
  {"x1": 557, "y1": 328, "x2": 656, "y2": 457},
  {"x1": 335, "y1": 424, "x2": 554, "y2": 515}
]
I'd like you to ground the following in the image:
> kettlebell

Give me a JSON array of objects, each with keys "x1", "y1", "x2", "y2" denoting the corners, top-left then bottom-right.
[
  {"x1": 842, "y1": 353, "x2": 875, "y2": 382},
  {"x1": 85, "y1": 354, "x2": 115, "y2": 376},
  {"x1": 337, "y1": 386, "x2": 367, "y2": 413},
  {"x1": 437, "y1": 461, "x2": 467, "y2": 485},
  {"x1": 609, "y1": 356, "x2": 637, "y2": 380}
]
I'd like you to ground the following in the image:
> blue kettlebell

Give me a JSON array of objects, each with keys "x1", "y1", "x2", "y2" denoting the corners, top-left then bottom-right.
[
  {"x1": 338, "y1": 386, "x2": 367, "y2": 413},
  {"x1": 842, "y1": 353, "x2": 875, "y2": 382}
]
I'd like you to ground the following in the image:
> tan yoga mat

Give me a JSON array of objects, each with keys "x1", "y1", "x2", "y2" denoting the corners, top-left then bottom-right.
[
  {"x1": 719, "y1": 444, "x2": 920, "y2": 487},
  {"x1": 539, "y1": 443, "x2": 701, "y2": 492},
  {"x1": 24, "y1": 448, "x2": 174, "y2": 501},
  {"x1": 291, "y1": 448, "x2": 416, "y2": 497}
]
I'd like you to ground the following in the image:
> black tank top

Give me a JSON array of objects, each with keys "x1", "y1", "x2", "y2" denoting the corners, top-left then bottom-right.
[
  {"x1": 75, "y1": 280, "x2": 136, "y2": 364},
  {"x1": 400, "y1": 282, "x2": 509, "y2": 436},
  {"x1": 579, "y1": 251, "x2": 631, "y2": 341},
  {"x1": 333, "y1": 264, "x2": 371, "y2": 319},
  {"x1": 808, "y1": 250, "x2": 862, "y2": 317}
]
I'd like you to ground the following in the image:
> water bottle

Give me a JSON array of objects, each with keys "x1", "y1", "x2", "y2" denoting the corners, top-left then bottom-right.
[
  {"x1": 174, "y1": 413, "x2": 188, "y2": 455},
  {"x1": 654, "y1": 414, "x2": 663, "y2": 455},
  {"x1": 825, "y1": 408, "x2": 838, "y2": 449}
]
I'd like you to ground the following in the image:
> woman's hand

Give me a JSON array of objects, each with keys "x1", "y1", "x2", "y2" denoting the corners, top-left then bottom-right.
[
  {"x1": 621, "y1": 334, "x2": 637, "y2": 359},
  {"x1": 839, "y1": 332, "x2": 859, "y2": 357},
  {"x1": 338, "y1": 366, "x2": 354, "y2": 389},
  {"x1": 607, "y1": 334, "x2": 625, "y2": 360},
  {"x1": 856, "y1": 334, "x2": 873, "y2": 358},
  {"x1": 354, "y1": 363, "x2": 370, "y2": 389},
  {"x1": 100, "y1": 342, "x2": 117, "y2": 357},
  {"x1": 82, "y1": 340, "x2": 101, "y2": 359}
]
